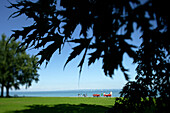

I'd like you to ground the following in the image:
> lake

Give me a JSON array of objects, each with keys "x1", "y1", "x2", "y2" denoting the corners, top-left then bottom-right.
[{"x1": 9, "y1": 89, "x2": 121, "y2": 97}]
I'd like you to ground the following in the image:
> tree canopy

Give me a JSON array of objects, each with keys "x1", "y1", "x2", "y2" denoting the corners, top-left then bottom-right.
[
  {"x1": 0, "y1": 34, "x2": 39, "y2": 97},
  {"x1": 8, "y1": 0, "x2": 169, "y2": 80},
  {"x1": 6, "y1": 0, "x2": 169, "y2": 111},
  {"x1": 8, "y1": 0, "x2": 169, "y2": 91}
]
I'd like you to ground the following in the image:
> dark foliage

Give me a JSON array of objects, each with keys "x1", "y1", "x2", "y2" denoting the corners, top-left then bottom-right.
[
  {"x1": 8, "y1": 0, "x2": 169, "y2": 79},
  {"x1": 112, "y1": 82, "x2": 154, "y2": 113},
  {"x1": 106, "y1": 81, "x2": 169, "y2": 113},
  {"x1": 7, "y1": 0, "x2": 145, "y2": 79},
  {"x1": 8, "y1": 0, "x2": 169, "y2": 77},
  {"x1": 8, "y1": 0, "x2": 169, "y2": 112}
]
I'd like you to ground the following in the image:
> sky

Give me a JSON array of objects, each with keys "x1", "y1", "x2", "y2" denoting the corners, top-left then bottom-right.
[{"x1": 0, "y1": 0, "x2": 143, "y2": 91}]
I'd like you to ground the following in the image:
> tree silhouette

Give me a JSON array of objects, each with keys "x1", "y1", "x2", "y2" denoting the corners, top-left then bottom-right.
[
  {"x1": 0, "y1": 34, "x2": 39, "y2": 97},
  {"x1": 8, "y1": 0, "x2": 169, "y2": 79},
  {"x1": 8, "y1": 0, "x2": 140, "y2": 79},
  {"x1": 7, "y1": 0, "x2": 169, "y2": 112}
]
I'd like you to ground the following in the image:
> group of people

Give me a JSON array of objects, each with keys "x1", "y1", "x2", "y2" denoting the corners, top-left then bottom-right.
[
  {"x1": 78, "y1": 93, "x2": 87, "y2": 97},
  {"x1": 78, "y1": 91, "x2": 113, "y2": 97}
]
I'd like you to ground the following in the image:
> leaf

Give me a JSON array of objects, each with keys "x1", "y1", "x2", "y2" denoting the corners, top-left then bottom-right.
[
  {"x1": 63, "y1": 44, "x2": 85, "y2": 68},
  {"x1": 88, "y1": 49, "x2": 102, "y2": 66},
  {"x1": 123, "y1": 72, "x2": 129, "y2": 81},
  {"x1": 64, "y1": 38, "x2": 92, "y2": 69},
  {"x1": 78, "y1": 47, "x2": 88, "y2": 75},
  {"x1": 119, "y1": 38, "x2": 137, "y2": 59},
  {"x1": 120, "y1": 63, "x2": 129, "y2": 81},
  {"x1": 37, "y1": 37, "x2": 63, "y2": 65}
]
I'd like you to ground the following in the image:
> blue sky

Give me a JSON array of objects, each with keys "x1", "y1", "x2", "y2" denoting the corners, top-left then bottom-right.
[{"x1": 0, "y1": 0, "x2": 143, "y2": 91}]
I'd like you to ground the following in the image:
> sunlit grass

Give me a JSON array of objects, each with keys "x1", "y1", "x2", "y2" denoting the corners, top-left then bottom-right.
[{"x1": 0, "y1": 97, "x2": 116, "y2": 113}]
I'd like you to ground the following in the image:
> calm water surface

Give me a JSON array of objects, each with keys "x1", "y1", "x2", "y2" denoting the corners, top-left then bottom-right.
[{"x1": 9, "y1": 89, "x2": 121, "y2": 97}]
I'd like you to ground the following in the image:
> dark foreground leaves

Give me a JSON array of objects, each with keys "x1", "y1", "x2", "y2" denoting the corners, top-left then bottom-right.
[{"x1": 107, "y1": 97, "x2": 170, "y2": 113}]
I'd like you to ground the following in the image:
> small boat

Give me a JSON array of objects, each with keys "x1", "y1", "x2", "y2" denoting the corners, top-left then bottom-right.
[
  {"x1": 103, "y1": 94, "x2": 112, "y2": 97},
  {"x1": 93, "y1": 94, "x2": 100, "y2": 97}
]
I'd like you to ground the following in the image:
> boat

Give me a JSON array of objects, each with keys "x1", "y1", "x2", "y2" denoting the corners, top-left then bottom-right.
[
  {"x1": 93, "y1": 94, "x2": 100, "y2": 97},
  {"x1": 103, "y1": 94, "x2": 112, "y2": 97}
]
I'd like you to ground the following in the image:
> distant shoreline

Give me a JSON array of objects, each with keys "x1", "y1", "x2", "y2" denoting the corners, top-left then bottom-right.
[
  {"x1": 4, "y1": 89, "x2": 121, "y2": 97},
  {"x1": 8, "y1": 88, "x2": 121, "y2": 92}
]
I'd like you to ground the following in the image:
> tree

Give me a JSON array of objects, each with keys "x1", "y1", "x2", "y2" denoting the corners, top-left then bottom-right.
[
  {"x1": 8, "y1": 0, "x2": 140, "y2": 79},
  {"x1": 7, "y1": 0, "x2": 169, "y2": 80},
  {"x1": 109, "y1": 13, "x2": 169, "y2": 111},
  {"x1": 135, "y1": 42, "x2": 169, "y2": 99},
  {"x1": 7, "y1": 0, "x2": 169, "y2": 111},
  {"x1": 0, "y1": 34, "x2": 39, "y2": 97}
]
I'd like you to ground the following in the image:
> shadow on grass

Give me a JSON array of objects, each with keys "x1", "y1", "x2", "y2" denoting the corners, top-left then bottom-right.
[{"x1": 6, "y1": 104, "x2": 110, "y2": 113}]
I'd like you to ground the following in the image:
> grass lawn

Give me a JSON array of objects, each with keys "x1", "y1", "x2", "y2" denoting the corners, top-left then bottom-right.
[{"x1": 0, "y1": 97, "x2": 116, "y2": 113}]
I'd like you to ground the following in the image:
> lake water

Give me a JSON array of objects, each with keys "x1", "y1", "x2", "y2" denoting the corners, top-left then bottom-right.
[{"x1": 9, "y1": 89, "x2": 121, "y2": 97}]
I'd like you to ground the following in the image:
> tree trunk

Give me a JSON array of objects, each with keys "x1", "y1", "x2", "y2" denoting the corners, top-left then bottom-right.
[
  {"x1": 0, "y1": 85, "x2": 4, "y2": 97},
  {"x1": 6, "y1": 82, "x2": 10, "y2": 97},
  {"x1": 6, "y1": 86, "x2": 10, "y2": 97}
]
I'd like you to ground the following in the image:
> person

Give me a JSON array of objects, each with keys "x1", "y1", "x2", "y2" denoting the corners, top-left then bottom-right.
[
  {"x1": 103, "y1": 92, "x2": 105, "y2": 97},
  {"x1": 110, "y1": 91, "x2": 112, "y2": 96},
  {"x1": 83, "y1": 94, "x2": 86, "y2": 97}
]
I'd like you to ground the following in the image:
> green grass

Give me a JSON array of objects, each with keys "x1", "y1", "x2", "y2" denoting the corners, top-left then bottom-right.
[{"x1": 0, "y1": 97, "x2": 116, "y2": 113}]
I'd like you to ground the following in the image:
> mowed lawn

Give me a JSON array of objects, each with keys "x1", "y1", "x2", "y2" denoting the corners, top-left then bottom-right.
[{"x1": 0, "y1": 97, "x2": 116, "y2": 113}]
